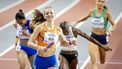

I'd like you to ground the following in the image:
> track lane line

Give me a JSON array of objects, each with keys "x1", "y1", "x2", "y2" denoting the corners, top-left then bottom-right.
[{"x1": 0, "y1": 0, "x2": 25, "y2": 13}]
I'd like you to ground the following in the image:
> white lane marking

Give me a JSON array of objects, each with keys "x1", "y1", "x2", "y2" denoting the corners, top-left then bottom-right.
[
  {"x1": 55, "y1": 0, "x2": 80, "y2": 18},
  {"x1": 80, "y1": 12, "x2": 122, "y2": 69},
  {"x1": 80, "y1": 56, "x2": 90, "y2": 69},
  {"x1": 0, "y1": 0, "x2": 54, "y2": 31},
  {"x1": 0, "y1": 57, "x2": 18, "y2": 61},
  {"x1": 0, "y1": 0, "x2": 80, "y2": 57},
  {"x1": 0, "y1": 0, "x2": 25, "y2": 13},
  {"x1": 0, "y1": 44, "x2": 15, "y2": 57},
  {"x1": 79, "y1": 60, "x2": 122, "y2": 65}
]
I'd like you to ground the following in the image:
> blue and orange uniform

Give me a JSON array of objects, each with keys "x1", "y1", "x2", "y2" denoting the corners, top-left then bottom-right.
[{"x1": 34, "y1": 23, "x2": 60, "y2": 69}]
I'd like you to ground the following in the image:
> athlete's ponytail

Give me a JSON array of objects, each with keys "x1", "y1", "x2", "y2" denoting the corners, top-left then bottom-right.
[
  {"x1": 32, "y1": 9, "x2": 46, "y2": 24},
  {"x1": 19, "y1": 9, "x2": 23, "y2": 13},
  {"x1": 104, "y1": 5, "x2": 108, "y2": 9},
  {"x1": 15, "y1": 9, "x2": 25, "y2": 20}
]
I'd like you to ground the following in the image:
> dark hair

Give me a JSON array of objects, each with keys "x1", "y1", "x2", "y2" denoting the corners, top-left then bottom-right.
[
  {"x1": 32, "y1": 9, "x2": 46, "y2": 24},
  {"x1": 15, "y1": 9, "x2": 25, "y2": 20},
  {"x1": 104, "y1": 5, "x2": 108, "y2": 9},
  {"x1": 60, "y1": 21, "x2": 71, "y2": 30}
]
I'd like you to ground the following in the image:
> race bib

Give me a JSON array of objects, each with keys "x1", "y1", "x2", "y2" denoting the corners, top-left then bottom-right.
[
  {"x1": 43, "y1": 32, "x2": 58, "y2": 43},
  {"x1": 92, "y1": 17, "x2": 104, "y2": 28}
]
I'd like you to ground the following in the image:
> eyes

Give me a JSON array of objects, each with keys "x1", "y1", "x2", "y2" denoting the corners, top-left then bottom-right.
[
  {"x1": 45, "y1": 11, "x2": 53, "y2": 15},
  {"x1": 98, "y1": 0, "x2": 104, "y2": 3}
]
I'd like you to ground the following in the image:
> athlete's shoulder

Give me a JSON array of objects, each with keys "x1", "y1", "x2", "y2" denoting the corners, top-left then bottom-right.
[
  {"x1": 89, "y1": 9, "x2": 94, "y2": 16},
  {"x1": 55, "y1": 26, "x2": 62, "y2": 35},
  {"x1": 13, "y1": 22, "x2": 18, "y2": 29},
  {"x1": 105, "y1": 9, "x2": 110, "y2": 14},
  {"x1": 90, "y1": 8, "x2": 95, "y2": 13},
  {"x1": 90, "y1": 8, "x2": 94, "y2": 12},
  {"x1": 34, "y1": 22, "x2": 44, "y2": 31},
  {"x1": 105, "y1": 9, "x2": 112, "y2": 17},
  {"x1": 72, "y1": 26, "x2": 76, "y2": 31},
  {"x1": 55, "y1": 26, "x2": 61, "y2": 31}
]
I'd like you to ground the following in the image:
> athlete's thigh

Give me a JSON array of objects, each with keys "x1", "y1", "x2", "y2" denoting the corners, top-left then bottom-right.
[
  {"x1": 88, "y1": 42, "x2": 99, "y2": 61},
  {"x1": 28, "y1": 55, "x2": 35, "y2": 67},
  {"x1": 69, "y1": 58, "x2": 78, "y2": 69},
  {"x1": 99, "y1": 46, "x2": 106, "y2": 64},
  {"x1": 17, "y1": 50, "x2": 28, "y2": 59},
  {"x1": 17, "y1": 50, "x2": 28, "y2": 67},
  {"x1": 59, "y1": 55, "x2": 69, "y2": 69}
]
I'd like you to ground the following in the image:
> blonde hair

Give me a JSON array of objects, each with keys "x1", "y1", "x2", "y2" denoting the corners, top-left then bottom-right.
[
  {"x1": 43, "y1": 6, "x2": 52, "y2": 14},
  {"x1": 43, "y1": 6, "x2": 55, "y2": 17}
]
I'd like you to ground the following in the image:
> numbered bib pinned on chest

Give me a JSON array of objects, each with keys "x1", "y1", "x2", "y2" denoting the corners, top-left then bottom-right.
[
  {"x1": 43, "y1": 32, "x2": 58, "y2": 44},
  {"x1": 92, "y1": 17, "x2": 105, "y2": 28}
]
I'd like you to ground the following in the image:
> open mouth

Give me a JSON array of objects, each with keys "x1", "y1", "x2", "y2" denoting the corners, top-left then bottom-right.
[{"x1": 47, "y1": 16, "x2": 53, "y2": 19}]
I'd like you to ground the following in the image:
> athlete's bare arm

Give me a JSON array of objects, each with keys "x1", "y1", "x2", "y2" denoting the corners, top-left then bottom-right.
[
  {"x1": 15, "y1": 36, "x2": 19, "y2": 46},
  {"x1": 74, "y1": 9, "x2": 92, "y2": 26},
  {"x1": 107, "y1": 10, "x2": 116, "y2": 32},
  {"x1": 72, "y1": 27, "x2": 112, "y2": 51},
  {"x1": 13, "y1": 22, "x2": 18, "y2": 29},
  {"x1": 58, "y1": 27, "x2": 70, "y2": 46},
  {"x1": 23, "y1": 30, "x2": 31, "y2": 37},
  {"x1": 27, "y1": 24, "x2": 42, "y2": 49}
]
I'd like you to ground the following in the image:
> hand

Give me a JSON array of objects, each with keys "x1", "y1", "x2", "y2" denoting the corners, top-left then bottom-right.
[
  {"x1": 103, "y1": 45, "x2": 112, "y2": 51},
  {"x1": 16, "y1": 45, "x2": 21, "y2": 51},
  {"x1": 107, "y1": 29, "x2": 113, "y2": 37},
  {"x1": 62, "y1": 41, "x2": 70, "y2": 46},
  {"x1": 69, "y1": 40, "x2": 76, "y2": 46},
  {"x1": 46, "y1": 42, "x2": 54, "y2": 49}
]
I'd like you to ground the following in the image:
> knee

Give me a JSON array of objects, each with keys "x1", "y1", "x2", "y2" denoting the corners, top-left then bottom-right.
[{"x1": 91, "y1": 59, "x2": 97, "y2": 64}]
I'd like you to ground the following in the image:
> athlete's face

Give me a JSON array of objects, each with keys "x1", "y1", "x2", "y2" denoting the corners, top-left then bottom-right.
[
  {"x1": 44, "y1": 8, "x2": 54, "y2": 22},
  {"x1": 96, "y1": 0, "x2": 105, "y2": 9},
  {"x1": 16, "y1": 19, "x2": 26, "y2": 26},
  {"x1": 63, "y1": 23, "x2": 70, "y2": 34}
]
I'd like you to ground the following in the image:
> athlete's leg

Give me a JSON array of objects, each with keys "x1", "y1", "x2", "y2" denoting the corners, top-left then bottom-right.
[
  {"x1": 17, "y1": 50, "x2": 28, "y2": 69},
  {"x1": 19, "y1": 44, "x2": 37, "y2": 69},
  {"x1": 28, "y1": 55, "x2": 35, "y2": 69},
  {"x1": 99, "y1": 46, "x2": 106, "y2": 64},
  {"x1": 88, "y1": 42, "x2": 99, "y2": 69},
  {"x1": 59, "y1": 55, "x2": 69, "y2": 69},
  {"x1": 69, "y1": 58, "x2": 78, "y2": 69}
]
